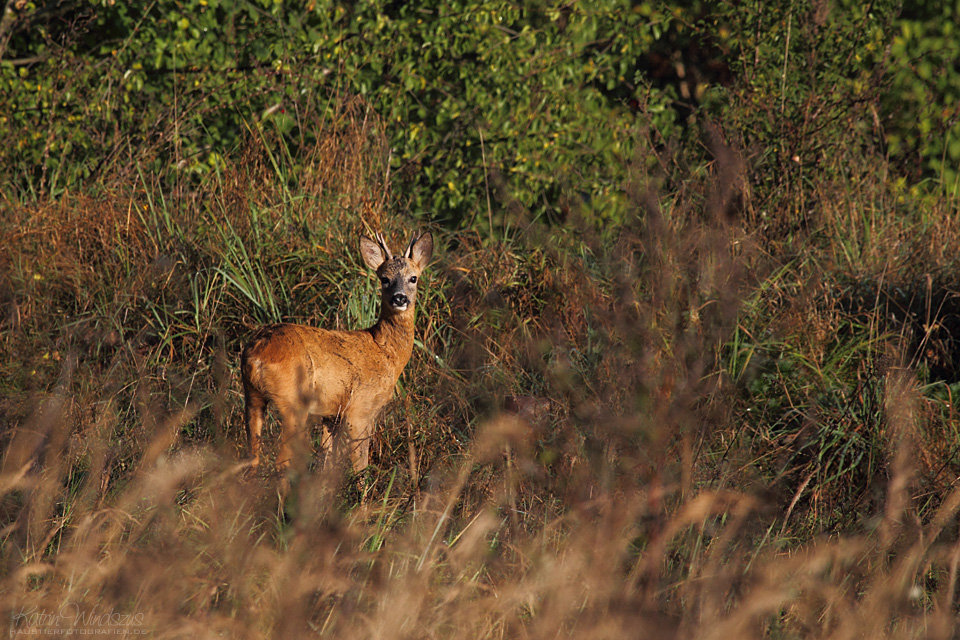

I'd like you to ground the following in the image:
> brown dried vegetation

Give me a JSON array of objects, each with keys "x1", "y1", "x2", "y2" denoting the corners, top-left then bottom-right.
[{"x1": 4, "y1": 107, "x2": 960, "y2": 638}]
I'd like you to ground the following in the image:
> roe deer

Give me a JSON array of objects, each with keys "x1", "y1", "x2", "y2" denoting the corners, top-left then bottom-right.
[{"x1": 241, "y1": 231, "x2": 434, "y2": 475}]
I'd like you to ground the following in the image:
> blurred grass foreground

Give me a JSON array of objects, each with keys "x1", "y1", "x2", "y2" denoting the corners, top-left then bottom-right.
[{"x1": 4, "y1": 1, "x2": 960, "y2": 638}]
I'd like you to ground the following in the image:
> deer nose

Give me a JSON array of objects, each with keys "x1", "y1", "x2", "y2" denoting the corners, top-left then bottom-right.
[{"x1": 391, "y1": 293, "x2": 409, "y2": 308}]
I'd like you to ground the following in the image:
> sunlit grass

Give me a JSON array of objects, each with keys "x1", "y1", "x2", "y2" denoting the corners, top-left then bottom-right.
[{"x1": 4, "y1": 103, "x2": 960, "y2": 638}]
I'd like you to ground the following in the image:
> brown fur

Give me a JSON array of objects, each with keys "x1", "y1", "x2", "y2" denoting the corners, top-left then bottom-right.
[{"x1": 241, "y1": 232, "x2": 434, "y2": 474}]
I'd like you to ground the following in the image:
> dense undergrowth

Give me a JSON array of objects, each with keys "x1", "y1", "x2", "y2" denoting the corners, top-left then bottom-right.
[
  {"x1": 3, "y1": 101, "x2": 960, "y2": 636},
  {"x1": 4, "y1": 1, "x2": 960, "y2": 638}
]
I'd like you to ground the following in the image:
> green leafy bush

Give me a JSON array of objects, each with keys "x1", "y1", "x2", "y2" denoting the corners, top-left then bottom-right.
[
  {"x1": 1, "y1": 0, "x2": 681, "y2": 228},
  {"x1": 883, "y1": 1, "x2": 960, "y2": 194}
]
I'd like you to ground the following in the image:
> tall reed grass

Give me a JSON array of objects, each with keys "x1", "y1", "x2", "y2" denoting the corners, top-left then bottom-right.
[{"x1": 3, "y1": 101, "x2": 960, "y2": 638}]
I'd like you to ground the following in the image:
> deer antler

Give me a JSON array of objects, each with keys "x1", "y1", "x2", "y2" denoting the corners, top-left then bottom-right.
[
  {"x1": 375, "y1": 232, "x2": 393, "y2": 260},
  {"x1": 404, "y1": 233, "x2": 422, "y2": 259}
]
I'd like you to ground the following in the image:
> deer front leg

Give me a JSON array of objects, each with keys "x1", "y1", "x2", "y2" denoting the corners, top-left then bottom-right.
[
  {"x1": 276, "y1": 403, "x2": 310, "y2": 474},
  {"x1": 317, "y1": 421, "x2": 335, "y2": 471},
  {"x1": 344, "y1": 416, "x2": 374, "y2": 475}
]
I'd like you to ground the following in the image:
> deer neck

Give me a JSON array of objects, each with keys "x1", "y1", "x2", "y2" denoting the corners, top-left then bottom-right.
[{"x1": 369, "y1": 309, "x2": 416, "y2": 369}]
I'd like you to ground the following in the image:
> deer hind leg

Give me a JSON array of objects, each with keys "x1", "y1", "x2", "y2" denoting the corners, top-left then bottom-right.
[
  {"x1": 276, "y1": 403, "x2": 310, "y2": 474},
  {"x1": 243, "y1": 384, "x2": 267, "y2": 468}
]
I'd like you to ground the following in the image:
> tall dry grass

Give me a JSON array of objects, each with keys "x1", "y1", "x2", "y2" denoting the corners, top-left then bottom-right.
[{"x1": 3, "y1": 104, "x2": 960, "y2": 638}]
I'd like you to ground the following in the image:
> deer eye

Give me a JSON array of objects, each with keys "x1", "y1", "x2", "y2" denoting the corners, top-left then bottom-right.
[
  {"x1": 409, "y1": 276, "x2": 418, "y2": 284},
  {"x1": 380, "y1": 277, "x2": 390, "y2": 287}
]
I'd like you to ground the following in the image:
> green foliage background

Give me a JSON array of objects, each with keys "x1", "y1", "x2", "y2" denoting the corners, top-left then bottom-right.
[{"x1": 4, "y1": 0, "x2": 957, "y2": 224}]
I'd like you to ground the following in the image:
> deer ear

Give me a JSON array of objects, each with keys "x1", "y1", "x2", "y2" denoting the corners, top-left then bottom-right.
[
  {"x1": 360, "y1": 236, "x2": 386, "y2": 270},
  {"x1": 408, "y1": 232, "x2": 433, "y2": 269}
]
